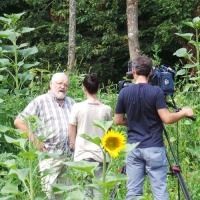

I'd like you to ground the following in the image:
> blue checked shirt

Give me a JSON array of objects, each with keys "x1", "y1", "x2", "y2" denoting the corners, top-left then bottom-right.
[{"x1": 17, "y1": 91, "x2": 75, "y2": 153}]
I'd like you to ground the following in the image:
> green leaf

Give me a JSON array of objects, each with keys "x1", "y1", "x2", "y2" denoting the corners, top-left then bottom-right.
[
  {"x1": 0, "y1": 89, "x2": 9, "y2": 95},
  {"x1": 4, "y1": 135, "x2": 27, "y2": 151},
  {"x1": 1, "y1": 159, "x2": 17, "y2": 169},
  {"x1": 0, "y1": 58, "x2": 11, "y2": 67},
  {"x1": 19, "y1": 151, "x2": 38, "y2": 160},
  {"x1": 176, "y1": 69, "x2": 186, "y2": 76},
  {"x1": 65, "y1": 161, "x2": 99, "y2": 176},
  {"x1": 18, "y1": 46, "x2": 38, "y2": 58},
  {"x1": 21, "y1": 27, "x2": 35, "y2": 33},
  {"x1": 173, "y1": 48, "x2": 192, "y2": 60},
  {"x1": 190, "y1": 77, "x2": 200, "y2": 81},
  {"x1": 183, "y1": 63, "x2": 199, "y2": 69},
  {"x1": 18, "y1": 43, "x2": 29, "y2": 49},
  {"x1": 0, "y1": 30, "x2": 12, "y2": 38},
  {"x1": 0, "y1": 17, "x2": 12, "y2": 25},
  {"x1": 93, "y1": 173, "x2": 127, "y2": 189},
  {"x1": 14, "y1": 88, "x2": 29, "y2": 96},
  {"x1": 0, "y1": 125, "x2": 10, "y2": 133},
  {"x1": 65, "y1": 190, "x2": 85, "y2": 200},
  {"x1": 182, "y1": 21, "x2": 194, "y2": 29},
  {"x1": 175, "y1": 33, "x2": 193, "y2": 41},
  {"x1": 183, "y1": 84, "x2": 196, "y2": 92},
  {"x1": 124, "y1": 143, "x2": 139, "y2": 153},
  {"x1": 18, "y1": 71, "x2": 34, "y2": 82},
  {"x1": 0, "y1": 195, "x2": 14, "y2": 199},
  {"x1": 51, "y1": 184, "x2": 82, "y2": 192},
  {"x1": 4, "y1": 12, "x2": 25, "y2": 23},
  {"x1": 1, "y1": 183, "x2": 19, "y2": 194},
  {"x1": 80, "y1": 133, "x2": 102, "y2": 146},
  {"x1": 2, "y1": 45, "x2": 15, "y2": 53},
  {"x1": 23, "y1": 61, "x2": 40, "y2": 69},
  {"x1": 8, "y1": 168, "x2": 29, "y2": 182},
  {"x1": 93, "y1": 120, "x2": 113, "y2": 132}
]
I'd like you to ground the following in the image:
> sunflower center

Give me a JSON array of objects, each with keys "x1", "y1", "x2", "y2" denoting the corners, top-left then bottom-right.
[{"x1": 106, "y1": 137, "x2": 119, "y2": 149}]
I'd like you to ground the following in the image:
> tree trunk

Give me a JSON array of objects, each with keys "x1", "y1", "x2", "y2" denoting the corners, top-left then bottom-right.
[
  {"x1": 126, "y1": 0, "x2": 140, "y2": 61},
  {"x1": 67, "y1": 0, "x2": 76, "y2": 72}
]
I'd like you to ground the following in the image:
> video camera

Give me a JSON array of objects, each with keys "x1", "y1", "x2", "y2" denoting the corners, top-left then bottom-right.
[{"x1": 118, "y1": 61, "x2": 176, "y2": 96}]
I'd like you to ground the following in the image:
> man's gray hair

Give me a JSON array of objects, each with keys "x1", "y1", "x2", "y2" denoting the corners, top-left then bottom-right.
[{"x1": 51, "y1": 72, "x2": 69, "y2": 82}]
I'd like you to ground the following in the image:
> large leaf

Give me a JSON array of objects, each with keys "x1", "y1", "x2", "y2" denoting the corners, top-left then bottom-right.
[
  {"x1": 173, "y1": 48, "x2": 192, "y2": 60},
  {"x1": 80, "y1": 133, "x2": 102, "y2": 147},
  {"x1": 18, "y1": 71, "x2": 34, "y2": 83},
  {"x1": 183, "y1": 63, "x2": 199, "y2": 69},
  {"x1": 93, "y1": 120, "x2": 113, "y2": 132},
  {"x1": 18, "y1": 46, "x2": 38, "y2": 58},
  {"x1": 2, "y1": 45, "x2": 15, "y2": 53},
  {"x1": 65, "y1": 190, "x2": 85, "y2": 200},
  {"x1": 14, "y1": 88, "x2": 29, "y2": 96},
  {"x1": 0, "y1": 183, "x2": 19, "y2": 194},
  {"x1": 176, "y1": 69, "x2": 186, "y2": 76},
  {"x1": 21, "y1": 27, "x2": 35, "y2": 33},
  {"x1": 0, "y1": 195, "x2": 14, "y2": 199},
  {"x1": 4, "y1": 135, "x2": 26, "y2": 151},
  {"x1": 0, "y1": 125, "x2": 10, "y2": 133},
  {"x1": 0, "y1": 58, "x2": 11, "y2": 67},
  {"x1": 0, "y1": 17, "x2": 12, "y2": 25},
  {"x1": 175, "y1": 33, "x2": 193, "y2": 41},
  {"x1": 0, "y1": 159, "x2": 16, "y2": 169},
  {"x1": 0, "y1": 30, "x2": 13, "y2": 39},
  {"x1": 182, "y1": 21, "x2": 194, "y2": 29},
  {"x1": 23, "y1": 61, "x2": 40, "y2": 69},
  {"x1": 4, "y1": 12, "x2": 25, "y2": 23},
  {"x1": 19, "y1": 151, "x2": 38, "y2": 160},
  {"x1": 51, "y1": 184, "x2": 82, "y2": 192},
  {"x1": 8, "y1": 168, "x2": 29, "y2": 182},
  {"x1": 93, "y1": 173, "x2": 127, "y2": 189},
  {"x1": 65, "y1": 161, "x2": 99, "y2": 176},
  {"x1": 18, "y1": 43, "x2": 29, "y2": 49},
  {"x1": 0, "y1": 89, "x2": 9, "y2": 96}
]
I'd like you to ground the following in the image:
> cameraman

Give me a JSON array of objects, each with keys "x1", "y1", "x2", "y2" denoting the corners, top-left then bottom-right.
[{"x1": 114, "y1": 55, "x2": 194, "y2": 200}]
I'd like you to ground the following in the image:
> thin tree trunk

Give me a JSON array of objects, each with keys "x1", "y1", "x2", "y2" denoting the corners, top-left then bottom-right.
[
  {"x1": 126, "y1": 0, "x2": 140, "y2": 61},
  {"x1": 67, "y1": 0, "x2": 76, "y2": 72}
]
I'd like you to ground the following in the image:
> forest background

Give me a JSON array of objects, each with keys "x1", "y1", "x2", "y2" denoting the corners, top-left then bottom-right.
[{"x1": 0, "y1": 0, "x2": 200, "y2": 200}]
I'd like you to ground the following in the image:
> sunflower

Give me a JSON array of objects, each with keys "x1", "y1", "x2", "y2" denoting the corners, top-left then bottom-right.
[{"x1": 101, "y1": 129, "x2": 126, "y2": 158}]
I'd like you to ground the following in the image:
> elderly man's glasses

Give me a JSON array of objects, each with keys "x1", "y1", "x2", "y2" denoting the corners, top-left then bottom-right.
[{"x1": 54, "y1": 81, "x2": 68, "y2": 88}]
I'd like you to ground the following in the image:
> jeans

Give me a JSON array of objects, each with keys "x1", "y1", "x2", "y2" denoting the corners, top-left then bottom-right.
[{"x1": 126, "y1": 147, "x2": 169, "y2": 200}]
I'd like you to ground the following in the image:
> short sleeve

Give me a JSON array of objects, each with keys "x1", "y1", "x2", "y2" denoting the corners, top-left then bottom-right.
[
  {"x1": 69, "y1": 103, "x2": 79, "y2": 125},
  {"x1": 156, "y1": 87, "x2": 167, "y2": 110}
]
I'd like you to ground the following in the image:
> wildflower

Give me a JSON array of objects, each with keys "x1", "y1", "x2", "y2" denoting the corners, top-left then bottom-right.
[{"x1": 101, "y1": 129, "x2": 126, "y2": 158}]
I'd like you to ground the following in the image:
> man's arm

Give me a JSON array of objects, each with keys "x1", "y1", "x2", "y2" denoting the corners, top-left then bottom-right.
[
  {"x1": 113, "y1": 113, "x2": 127, "y2": 126},
  {"x1": 157, "y1": 107, "x2": 194, "y2": 124},
  {"x1": 68, "y1": 124, "x2": 77, "y2": 151},
  {"x1": 14, "y1": 118, "x2": 45, "y2": 151}
]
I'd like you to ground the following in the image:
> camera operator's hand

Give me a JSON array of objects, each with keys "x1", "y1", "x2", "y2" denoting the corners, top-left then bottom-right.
[
  {"x1": 181, "y1": 107, "x2": 194, "y2": 118},
  {"x1": 181, "y1": 107, "x2": 195, "y2": 121},
  {"x1": 158, "y1": 107, "x2": 195, "y2": 124}
]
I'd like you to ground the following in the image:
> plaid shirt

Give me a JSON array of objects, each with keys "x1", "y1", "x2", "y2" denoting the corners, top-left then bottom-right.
[{"x1": 17, "y1": 91, "x2": 75, "y2": 153}]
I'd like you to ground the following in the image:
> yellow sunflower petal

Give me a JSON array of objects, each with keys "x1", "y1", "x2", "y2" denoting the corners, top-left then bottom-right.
[{"x1": 101, "y1": 129, "x2": 126, "y2": 158}]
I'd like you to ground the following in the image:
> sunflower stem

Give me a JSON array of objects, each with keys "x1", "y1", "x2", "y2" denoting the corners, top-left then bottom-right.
[{"x1": 102, "y1": 149, "x2": 107, "y2": 200}]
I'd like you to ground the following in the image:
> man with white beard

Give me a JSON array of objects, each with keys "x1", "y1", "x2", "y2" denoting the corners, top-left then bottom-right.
[{"x1": 14, "y1": 72, "x2": 75, "y2": 199}]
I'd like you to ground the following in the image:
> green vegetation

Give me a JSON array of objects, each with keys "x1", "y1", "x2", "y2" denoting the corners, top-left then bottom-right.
[{"x1": 0, "y1": 2, "x2": 199, "y2": 199}]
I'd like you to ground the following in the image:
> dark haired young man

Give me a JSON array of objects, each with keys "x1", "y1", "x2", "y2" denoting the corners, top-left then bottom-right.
[{"x1": 114, "y1": 56, "x2": 194, "y2": 200}]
